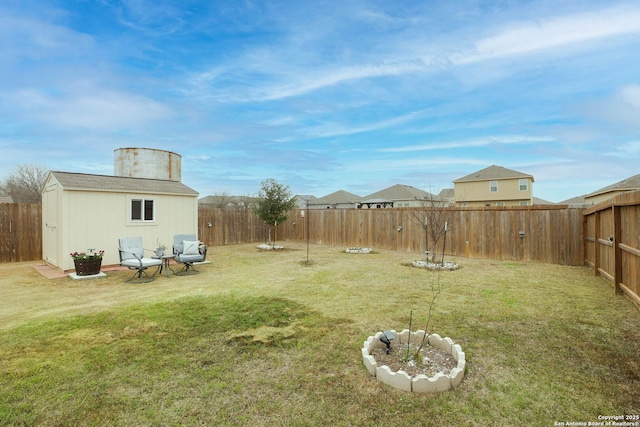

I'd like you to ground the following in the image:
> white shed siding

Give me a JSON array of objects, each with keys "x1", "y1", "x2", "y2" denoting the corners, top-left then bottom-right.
[
  {"x1": 58, "y1": 190, "x2": 197, "y2": 271},
  {"x1": 42, "y1": 171, "x2": 198, "y2": 272}
]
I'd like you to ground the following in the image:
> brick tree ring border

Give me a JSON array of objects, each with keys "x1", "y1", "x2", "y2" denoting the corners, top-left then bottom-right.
[{"x1": 361, "y1": 330, "x2": 465, "y2": 393}]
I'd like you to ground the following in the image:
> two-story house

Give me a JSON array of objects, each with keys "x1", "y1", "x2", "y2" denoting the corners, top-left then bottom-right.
[{"x1": 453, "y1": 165, "x2": 534, "y2": 207}]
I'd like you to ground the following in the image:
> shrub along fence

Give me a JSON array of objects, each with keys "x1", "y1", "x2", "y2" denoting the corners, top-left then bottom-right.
[{"x1": 584, "y1": 190, "x2": 640, "y2": 307}]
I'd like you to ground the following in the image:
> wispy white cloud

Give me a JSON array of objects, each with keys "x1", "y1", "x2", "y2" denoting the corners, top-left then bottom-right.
[
  {"x1": 613, "y1": 140, "x2": 640, "y2": 155},
  {"x1": 0, "y1": 12, "x2": 95, "y2": 60},
  {"x1": 301, "y1": 110, "x2": 424, "y2": 139},
  {"x1": 187, "y1": 60, "x2": 425, "y2": 104},
  {"x1": 618, "y1": 85, "x2": 640, "y2": 110},
  {"x1": 11, "y1": 87, "x2": 171, "y2": 130},
  {"x1": 606, "y1": 85, "x2": 640, "y2": 128},
  {"x1": 187, "y1": 4, "x2": 640, "y2": 104},
  {"x1": 579, "y1": 84, "x2": 640, "y2": 130},
  {"x1": 97, "y1": 0, "x2": 189, "y2": 35},
  {"x1": 349, "y1": 156, "x2": 489, "y2": 173},
  {"x1": 377, "y1": 135, "x2": 555, "y2": 153},
  {"x1": 256, "y1": 62, "x2": 424, "y2": 102},
  {"x1": 356, "y1": 8, "x2": 421, "y2": 30},
  {"x1": 456, "y1": 5, "x2": 640, "y2": 64},
  {"x1": 2, "y1": 1, "x2": 640, "y2": 204}
]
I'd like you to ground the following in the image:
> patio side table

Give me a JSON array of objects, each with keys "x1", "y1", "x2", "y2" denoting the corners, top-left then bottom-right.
[{"x1": 155, "y1": 254, "x2": 176, "y2": 277}]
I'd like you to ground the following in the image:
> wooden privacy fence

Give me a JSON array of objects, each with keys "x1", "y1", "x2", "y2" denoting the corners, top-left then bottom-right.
[
  {"x1": 4, "y1": 204, "x2": 584, "y2": 265},
  {"x1": 198, "y1": 206, "x2": 269, "y2": 246},
  {"x1": 0, "y1": 204, "x2": 269, "y2": 263},
  {"x1": 278, "y1": 205, "x2": 585, "y2": 265},
  {"x1": 0, "y1": 203, "x2": 41, "y2": 262},
  {"x1": 7, "y1": 201, "x2": 640, "y2": 305},
  {"x1": 584, "y1": 190, "x2": 640, "y2": 307}
]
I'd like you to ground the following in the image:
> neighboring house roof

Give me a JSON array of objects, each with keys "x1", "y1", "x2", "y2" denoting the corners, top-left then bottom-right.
[
  {"x1": 560, "y1": 195, "x2": 587, "y2": 205},
  {"x1": 199, "y1": 195, "x2": 222, "y2": 204},
  {"x1": 199, "y1": 195, "x2": 256, "y2": 205},
  {"x1": 360, "y1": 197, "x2": 392, "y2": 204},
  {"x1": 49, "y1": 171, "x2": 198, "y2": 196},
  {"x1": 314, "y1": 190, "x2": 361, "y2": 205},
  {"x1": 0, "y1": 194, "x2": 13, "y2": 203},
  {"x1": 294, "y1": 194, "x2": 319, "y2": 203},
  {"x1": 363, "y1": 184, "x2": 434, "y2": 201},
  {"x1": 358, "y1": 197, "x2": 395, "y2": 207},
  {"x1": 293, "y1": 195, "x2": 318, "y2": 209},
  {"x1": 438, "y1": 188, "x2": 453, "y2": 199},
  {"x1": 532, "y1": 197, "x2": 554, "y2": 205},
  {"x1": 586, "y1": 173, "x2": 640, "y2": 198},
  {"x1": 437, "y1": 188, "x2": 454, "y2": 200},
  {"x1": 453, "y1": 165, "x2": 534, "y2": 183}
]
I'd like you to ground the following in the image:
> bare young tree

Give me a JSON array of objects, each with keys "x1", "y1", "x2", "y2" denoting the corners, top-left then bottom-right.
[
  {"x1": 1, "y1": 164, "x2": 48, "y2": 203},
  {"x1": 411, "y1": 192, "x2": 456, "y2": 263}
]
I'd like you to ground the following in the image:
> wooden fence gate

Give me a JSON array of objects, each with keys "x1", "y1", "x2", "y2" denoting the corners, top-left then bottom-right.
[{"x1": 584, "y1": 190, "x2": 640, "y2": 307}]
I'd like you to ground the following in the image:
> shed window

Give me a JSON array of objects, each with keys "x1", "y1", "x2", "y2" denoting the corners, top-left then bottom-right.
[
  {"x1": 131, "y1": 199, "x2": 155, "y2": 221},
  {"x1": 490, "y1": 181, "x2": 498, "y2": 192}
]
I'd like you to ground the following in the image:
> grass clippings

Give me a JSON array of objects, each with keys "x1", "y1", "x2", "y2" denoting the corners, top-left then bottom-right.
[{"x1": 0, "y1": 242, "x2": 639, "y2": 426}]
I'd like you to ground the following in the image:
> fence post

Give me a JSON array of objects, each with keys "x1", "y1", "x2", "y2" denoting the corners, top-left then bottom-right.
[
  {"x1": 593, "y1": 210, "x2": 600, "y2": 277},
  {"x1": 613, "y1": 205, "x2": 622, "y2": 295}
]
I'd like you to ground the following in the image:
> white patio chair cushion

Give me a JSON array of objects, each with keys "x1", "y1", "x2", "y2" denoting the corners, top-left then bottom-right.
[
  {"x1": 119, "y1": 236, "x2": 162, "y2": 268},
  {"x1": 120, "y1": 257, "x2": 162, "y2": 268},
  {"x1": 183, "y1": 240, "x2": 200, "y2": 255}
]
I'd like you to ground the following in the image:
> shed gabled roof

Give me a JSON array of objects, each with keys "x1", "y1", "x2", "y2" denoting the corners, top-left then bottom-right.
[
  {"x1": 363, "y1": 184, "x2": 434, "y2": 201},
  {"x1": 48, "y1": 171, "x2": 198, "y2": 196},
  {"x1": 453, "y1": 165, "x2": 534, "y2": 183},
  {"x1": 586, "y1": 173, "x2": 640, "y2": 198},
  {"x1": 314, "y1": 190, "x2": 361, "y2": 205}
]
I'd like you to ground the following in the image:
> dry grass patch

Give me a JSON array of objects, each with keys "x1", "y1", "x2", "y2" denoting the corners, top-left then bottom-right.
[{"x1": 1, "y1": 242, "x2": 639, "y2": 426}]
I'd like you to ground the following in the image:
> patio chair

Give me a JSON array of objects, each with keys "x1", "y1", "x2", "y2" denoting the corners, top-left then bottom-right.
[
  {"x1": 173, "y1": 234, "x2": 206, "y2": 275},
  {"x1": 118, "y1": 236, "x2": 163, "y2": 283}
]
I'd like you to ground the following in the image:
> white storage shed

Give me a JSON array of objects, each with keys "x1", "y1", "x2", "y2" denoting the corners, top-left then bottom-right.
[{"x1": 42, "y1": 150, "x2": 199, "y2": 272}]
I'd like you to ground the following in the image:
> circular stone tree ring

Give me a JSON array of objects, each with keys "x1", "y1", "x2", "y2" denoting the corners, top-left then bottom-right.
[{"x1": 361, "y1": 330, "x2": 465, "y2": 393}]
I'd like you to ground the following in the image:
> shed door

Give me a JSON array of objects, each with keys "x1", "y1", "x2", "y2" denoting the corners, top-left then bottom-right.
[{"x1": 43, "y1": 184, "x2": 59, "y2": 266}]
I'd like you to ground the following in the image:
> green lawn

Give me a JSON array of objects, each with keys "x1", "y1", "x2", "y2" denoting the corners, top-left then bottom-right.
[{"x1": 1, "y1": 243, "x2": 638, "y2": 426}]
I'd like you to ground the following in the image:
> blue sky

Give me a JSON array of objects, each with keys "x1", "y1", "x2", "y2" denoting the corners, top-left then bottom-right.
[{"x1": 2, "y1": 0, "x2": 640, "y2": 202}]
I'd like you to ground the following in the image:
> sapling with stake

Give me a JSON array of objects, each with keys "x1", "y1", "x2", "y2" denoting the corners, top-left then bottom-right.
[
  {"x1": 413, "y1": 221, "x2": 447, "y2": 357},
  {"x1": 405, "y1": 310, "x2": 413, "y2": 361}
]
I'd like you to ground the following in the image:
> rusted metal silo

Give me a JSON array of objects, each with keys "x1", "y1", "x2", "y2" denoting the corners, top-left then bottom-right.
[{"x1": 114, "y1": 148, "x2": 182, "y2": 182}]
